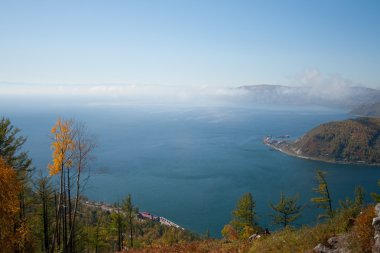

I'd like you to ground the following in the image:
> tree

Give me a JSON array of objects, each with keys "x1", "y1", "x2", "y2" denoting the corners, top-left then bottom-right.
[
  {"x1": 340, "y1": 185, "x2": 365, "y2": 211},
  {"x1": 34, "y1": 171, "x2": 55, "y2": 253},
  {"x1": 122, "y1": 194, "x2": 138, "y2": 249},
  {"x1": 48, "y1": 118, "x2": 75, "y2": 253},
  {"x1": 0, "y1": 157, "x2": 22, "y2": 252},
  {"x1": 205, "y1": 228, "x2": 210, "y2": 239},
  {"x1": 0, "y1": 117, "x2": 32, "y2": 174},
  {"x1": 48, "y1": 118, "x2": 95, "y2": 253},
  {"x1": 110, "y1": 203, "x2": 125, "y2": 251},
  {"x1": 221, "y1": 224, "x2": 238, "y2": 240},
  {"x1": 83, "y1": 209, "x2": 111, "y2": 253},
  {"x1": 0, "y1": 117, "x2": 33, "y2": 252},
  {"x1": 311, "y1": 169, "x2": 333, "y2": 219},
  {"x1": 270, "y1": 192, "x2": 304, "y2": 228},
  {"x1": 230, "y1": 192, "x2": 259, "y2": 238},
  {"x1": 371, "y1": 180, "x2": 380, "y2": 203}
]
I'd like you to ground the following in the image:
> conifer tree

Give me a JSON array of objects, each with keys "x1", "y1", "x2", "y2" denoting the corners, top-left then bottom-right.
[
  {"x1": 205, "y1": 228, "x2": 210, "y2": 239},
  {"x1": 110, "y1": 203, "x2": 125, "y2": 251},
  {"x1": 340, "y1": 185, "x2": 365, "y2": 211},
  {"x1": 0, "y1": 117, "x2": 33, "y2": 252},
  {"x1": 34, "y1": 171, "x2": 55, "y2": 253},
  {"x1": 270, "y1": 192, "x2": 304, "y2": 228},
  {"x1": 311, "y1": 169, "x2": 333, "y2": 219},
  {"x1": 122, "y1": 194, "x2": 138, "y2": 248},
  {"x1": 371, "y1": 180, "x2": 380, "y2": 203},
  {"x1": 231, "y1": 192, "x2": 259, "y2": 238},
  {"x1": 0, "y1": 117, "x2": 32, "y2": 174}
]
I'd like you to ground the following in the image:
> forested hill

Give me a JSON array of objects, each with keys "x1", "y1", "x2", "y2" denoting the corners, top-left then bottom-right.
[{"x1": 292, "y1": 117, "x2": 380, "y2": 164}]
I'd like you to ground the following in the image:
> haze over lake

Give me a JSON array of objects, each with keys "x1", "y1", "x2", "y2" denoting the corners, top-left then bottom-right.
[{"x1": 3, "y1": 104, "x2": 379, "y2": 237}]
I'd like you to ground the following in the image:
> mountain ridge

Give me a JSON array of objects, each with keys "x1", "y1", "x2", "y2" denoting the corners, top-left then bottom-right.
[{"x1": 237, "y1": 84, "x2": 380, "y2": 109}]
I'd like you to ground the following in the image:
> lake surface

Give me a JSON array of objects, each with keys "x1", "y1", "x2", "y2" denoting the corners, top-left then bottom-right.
[{"x1": 2, "y1": 104, "x2": 380, "y2": 237}]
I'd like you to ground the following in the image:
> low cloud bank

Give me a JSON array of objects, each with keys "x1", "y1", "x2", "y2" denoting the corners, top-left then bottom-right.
[
  {"x1": 0, "y1": 83, "x2": 247, "y2": 107},
  {"x1": 1, "y1": 70, "x2": 378, "y2": 109}
]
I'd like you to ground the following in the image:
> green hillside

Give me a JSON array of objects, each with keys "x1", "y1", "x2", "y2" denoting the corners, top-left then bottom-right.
[{"x1": 293, "y1": 117, "x2": 380, "y2": 164}]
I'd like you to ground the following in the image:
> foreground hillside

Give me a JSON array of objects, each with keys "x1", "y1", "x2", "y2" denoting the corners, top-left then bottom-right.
[
  {"x1": 127, "y1": 204, "x2": 377, "y2": 253},
  {"x1": 276, "y1": 117, "x2": 380, "y2": 165}
]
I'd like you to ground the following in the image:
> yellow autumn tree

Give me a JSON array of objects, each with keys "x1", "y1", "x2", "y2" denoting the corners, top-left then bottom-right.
[
  {"x1": 0, "y1": 157, "x2": 21, "y2": 252},
  {"x1": 48, "y1": 118, "x2": 95, "y2": 253},
  {"x1": 48, "y1": 118, "x2": 75, "y2": 176},
  {"x1": 48, "y1": 118, "x2": 76, "y2": 253}
]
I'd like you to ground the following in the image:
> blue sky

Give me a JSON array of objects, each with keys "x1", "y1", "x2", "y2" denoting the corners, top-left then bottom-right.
[{"x1": 0, "y1": 0, "x2": 379, "y2": 88}]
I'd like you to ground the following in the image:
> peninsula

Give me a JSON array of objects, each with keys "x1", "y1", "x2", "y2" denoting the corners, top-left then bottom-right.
[{"x1": 264, "y1": 117, "x2": 380, "y2": 165}]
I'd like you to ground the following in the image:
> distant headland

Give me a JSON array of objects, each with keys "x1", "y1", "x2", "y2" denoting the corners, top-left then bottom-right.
[{"x1": 264, "y1": 117, "x2": 380, "y2": 166}]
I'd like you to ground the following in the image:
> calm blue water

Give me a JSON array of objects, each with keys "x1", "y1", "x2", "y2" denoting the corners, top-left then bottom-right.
[{"x1": 2, "y1": 104, "x2": 380, "y2": 237}]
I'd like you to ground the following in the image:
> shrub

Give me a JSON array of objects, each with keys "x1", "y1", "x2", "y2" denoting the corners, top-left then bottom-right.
[{"x1": 349, "y1": 205, "x2": 375, "y2": 253}]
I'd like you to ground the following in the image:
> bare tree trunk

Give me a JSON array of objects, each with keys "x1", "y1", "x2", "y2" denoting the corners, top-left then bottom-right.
[
  {"x1": 68, "y1": 139, "x2": 83, "y2": 252},
  {"x1": 49, "y1": 119, "x2": 95, "y2": 253},
  {"x1": 41, "y1": 179, "x2": 50, "y2": 253},
  {"x1": 129, "y1": 213, "x2": 133, "y2": 248},
  {"x1": 67, "y1": 167, "x2": 72, "y2": 253},
  {"x1": 63, "y1": 168, "x2": 67, "y2": 253},
  {"x1": 51, "y1": 168, "x2": 64, "y2": 253}
]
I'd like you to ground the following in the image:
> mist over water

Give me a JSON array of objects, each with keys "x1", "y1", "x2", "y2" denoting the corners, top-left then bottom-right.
[{"x1": 2, "y1": 101, "x2": 379, "y2": 237}]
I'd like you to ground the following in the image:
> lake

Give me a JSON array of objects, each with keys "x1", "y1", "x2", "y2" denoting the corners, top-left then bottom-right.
[{"x1": 2, "y1": 104, "x2": 380, "y2": 237}]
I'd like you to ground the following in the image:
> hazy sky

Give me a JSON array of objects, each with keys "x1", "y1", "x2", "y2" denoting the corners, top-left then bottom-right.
[{"x1": 0, "y1": 0, "x2": 379, "y2": 88}]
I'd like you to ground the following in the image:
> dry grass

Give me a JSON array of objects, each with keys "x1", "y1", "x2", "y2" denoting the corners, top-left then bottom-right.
[
  {"x1": 249, "y1": 206, "x2": 373, "y2": 253},
  {"x1": 127, "y1": 239, "x2": 251, "y2": 253},
  {"x1": 125, "y1": 205, "x2": 376, "y2": 253}
]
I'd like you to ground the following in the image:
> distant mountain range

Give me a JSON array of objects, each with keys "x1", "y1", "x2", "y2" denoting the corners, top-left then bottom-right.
[
  {"x1": 236, "y1": 84, "x2": 380, "y2": 109},
  {"x1": 350, "y1": 102, "x2": 380, "y2": 117}
]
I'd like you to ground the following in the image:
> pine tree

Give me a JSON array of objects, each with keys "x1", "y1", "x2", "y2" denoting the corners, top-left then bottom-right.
[
  {"x1": 0, "y1": 117, "x2": 32, "y2": 174},
  {"x1": 110, "y1": 203, "x2": 125, "y2": 251},
  {"x1": 371, "y1": 180, "x2": 380, "y2": 203},
  {"x1": 311, "y1": 169, "x2": 333, "y2": 219},
  {"x1": 270, "y1": 192, "x2": 304, "y2": 228},
  {"x1": 34, "y1": 171, "x2": 55, "y2": 253},
  {"x1": 0, "y1": 117, "x2": 33, "y2": 252},
  {"x1": 122, "y1": 194, "x2": 138, "y2": 249},
  {"x1": 205, "y1": 228, "x2": 210, "y2": 239},
  {"x1": 340, "y1": 185, "x2": 365, "y2": 211},
  {"x1": 231, "y1": 192, "x2": 259, "y2": 238}
]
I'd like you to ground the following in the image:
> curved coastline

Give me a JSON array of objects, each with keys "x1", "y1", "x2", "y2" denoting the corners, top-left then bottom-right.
[{"x1": 264, "y1": 140, "x2": 380, "y2": 167}]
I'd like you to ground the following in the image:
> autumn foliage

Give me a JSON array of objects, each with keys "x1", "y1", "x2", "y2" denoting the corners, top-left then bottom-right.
[
  {"x1": 351, "y1": 205, "x2": 375, "y2": 252},
  {"x1": 294, "y1": 117, "x2": 380, "y2": 164},
  {"x1": 47, "y1": 118, "x2": 95, "y2": 253},
  {"x1": 48, "y1": 118, "x2": 75, "y2": 175},
  {"x1": 0, "y1": 157, "x2": 21, "y2": 252}
]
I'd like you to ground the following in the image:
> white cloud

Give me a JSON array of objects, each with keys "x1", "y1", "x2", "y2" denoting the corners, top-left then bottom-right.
[
  {"x1": 293, "y1": 68, "x2": 354, "y2": 88},
  {"x1": 0, "y1": 83, "x2": 246, "y2": 106}
]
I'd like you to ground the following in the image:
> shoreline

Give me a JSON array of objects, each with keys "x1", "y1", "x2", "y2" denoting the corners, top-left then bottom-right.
[
  {"x1": 83, "y1": 200, "x2": 185, "y2": 230},
  {"x1": 264, "y1": 140, "x2": 380, "y2": 167}
]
